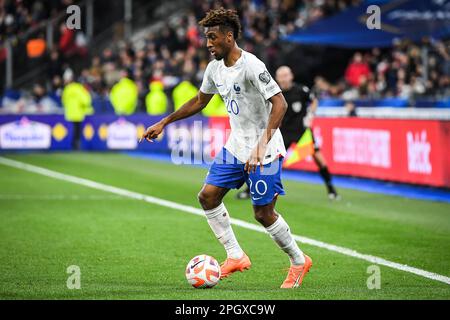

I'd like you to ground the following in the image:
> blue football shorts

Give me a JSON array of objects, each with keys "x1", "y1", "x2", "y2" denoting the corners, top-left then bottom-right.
[{"x1": 205, "y1": 147, "x2": 285, "y2": 206}]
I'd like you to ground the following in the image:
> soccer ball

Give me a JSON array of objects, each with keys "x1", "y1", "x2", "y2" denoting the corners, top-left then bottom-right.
[{"x1": 185, "y1": 254, "x2": 221, "y2": 288}]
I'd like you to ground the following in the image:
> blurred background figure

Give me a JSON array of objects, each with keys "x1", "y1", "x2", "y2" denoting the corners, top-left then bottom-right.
[
  {"x1": 237, "y1": 65, "x2": 339, "y2": 200},
  {"x1": 62, "y1": 78, "x2": 93, "y2": 149},
  {"x1": 172, "y1": 77, "x2": 198, "y2": 111},
  {"x1": 276, "y1": 66, "x2": 338, "y2": 201},
  {"x1": 344, "y1": 101, "x2": 357, "y2": 117},
  {"x1": 146, "y1": 80, "x2": 168, "y2": 115},
  {"x1": 110, "y1": 74, "x2": 138, "y2": 115}
]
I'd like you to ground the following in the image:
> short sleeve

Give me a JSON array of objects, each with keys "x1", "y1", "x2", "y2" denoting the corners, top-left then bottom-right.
[
  {"x1": 200, "y1": 62, "x2": 219, "y2": 95},
  {"x1": 247, "y1": 60, "x2": 281, "y2": 101}
]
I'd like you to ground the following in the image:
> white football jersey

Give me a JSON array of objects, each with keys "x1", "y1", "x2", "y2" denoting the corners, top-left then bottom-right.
[{"x1": 200, "y1": 50, "x2": 286, "y2": 165}]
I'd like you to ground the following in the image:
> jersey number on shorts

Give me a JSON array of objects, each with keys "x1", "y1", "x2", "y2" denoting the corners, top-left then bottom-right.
[{"x1": 248, "y1": 178, "x2": 268, "y2": 200}]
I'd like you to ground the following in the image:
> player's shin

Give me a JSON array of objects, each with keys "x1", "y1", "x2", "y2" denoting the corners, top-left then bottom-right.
[
  {"x1": 204, "y1": 203, "x2": 244, "y2": 259},
  {"x1": 266, "y1": 214, "x2": 305, "y2": 265}
]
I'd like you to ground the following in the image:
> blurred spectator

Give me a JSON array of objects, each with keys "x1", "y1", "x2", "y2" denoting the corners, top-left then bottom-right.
[
  {"x1": 110, "y1": 75, "x2": 138, "y2": 115},
  {"x1": 58, "y1": 22, "x2": 75, "y2": 55},
  {"x1": 345, "y1": 52, "x2": 372, "y2": 88},
  {"x1": 344, "y1": 101, "x2": 357, "y2": 117},
  {"x1": 47, "y1": 49, "x2": 63, "y2": 79},
  {"x1": 62, "y1": 79, "x2": 94, "y2": 149},
  {"x1": 172, "y1": 79, "x2": 198, "y2": 111},
  {"x1": 30, "y1": 83, "x2": 61, "y2": 113},
  {"x1": 145, "y1": 81, "x2": 168, "y2": 115},
  {"x1": 58, "y1": 22, "x2": 87, "y2": 58}
]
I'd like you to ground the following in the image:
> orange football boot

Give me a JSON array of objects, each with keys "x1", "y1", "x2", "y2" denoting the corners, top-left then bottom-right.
[
  {"x1": 220, "y1": 253, "x2": 252, "y2": 279},
  {"x1": 280, "y1": 254, "x2": 312, "y2": 289}
]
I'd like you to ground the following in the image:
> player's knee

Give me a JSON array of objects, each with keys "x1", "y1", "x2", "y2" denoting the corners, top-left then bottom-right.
[
  {"x1": 254, "y1": 211, "x2": 265, "y2": 224},
  {"x1": 197, "y1": 190, "x2": 208, "y2": 206},
  {"x1": 253, "y1": 208, "x2": 274, "y2": 225},
  {"x1": 198, "y1": 190, "x2": 219, "y2": 209}
]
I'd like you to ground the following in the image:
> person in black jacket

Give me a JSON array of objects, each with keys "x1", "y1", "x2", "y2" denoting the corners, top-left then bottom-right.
[{"x1": 237, "y1": 65, "x2": 339, "y2": 200}]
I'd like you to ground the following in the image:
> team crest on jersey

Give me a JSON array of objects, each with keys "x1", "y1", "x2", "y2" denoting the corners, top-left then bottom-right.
[
  {"x1": 233, "y1": 83, "x2": 241, "y2": 94},
  {"x1": 259, "y1": 71, "x2": 271, "y2": 85}
]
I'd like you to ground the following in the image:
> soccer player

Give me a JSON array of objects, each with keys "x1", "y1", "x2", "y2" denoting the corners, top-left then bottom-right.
[
  {"x1": 237, "y1": 66, "x2": 340, "y2": 200},
  {"x1": 140, "y1": 8, "x2": 312, "y2": 288}
]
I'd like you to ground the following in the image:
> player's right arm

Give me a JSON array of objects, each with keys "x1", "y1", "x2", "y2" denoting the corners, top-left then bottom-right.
[{"x1": 140, "y1": 91, "x2": 213, "y2": 142}]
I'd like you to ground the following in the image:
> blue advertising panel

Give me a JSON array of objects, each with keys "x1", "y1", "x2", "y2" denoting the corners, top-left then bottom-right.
[
  {"x1": 81, "y1": 115, "x2": 163, "y2": 151},
  {"x1": 0, "y1": 115, "x2": 73, "y2": 150},
  {"x1": 80, "y1": 114, "x2": 210, "y2": 160}
]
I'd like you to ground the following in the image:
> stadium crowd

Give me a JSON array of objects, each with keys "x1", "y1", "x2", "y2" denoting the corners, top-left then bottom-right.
[
  {"x1": 314, "y1": 38, "x2": 450, "y2": 101},
  {"x1": 1, "y1": 0, "x2": 449, "y2": 116},
  {"x1": 0, "y1": 0, "x2": 77, "y2": 42}
]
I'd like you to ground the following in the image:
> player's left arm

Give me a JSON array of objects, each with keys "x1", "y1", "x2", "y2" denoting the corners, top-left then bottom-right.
[{"x1": 245, "y1": 92, "x2": 287, "y2": 173}]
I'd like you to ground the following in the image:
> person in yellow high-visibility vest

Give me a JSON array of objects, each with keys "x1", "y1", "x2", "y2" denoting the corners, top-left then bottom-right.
[
  {"x1": 145, "y1": 81, "x2": 168, "y2": 115},
  {"x1": 202, "y1": 94, "x2": 228, "y2": 117},
  {"x1": 110, "y1": 77, "x2": 138, "y2": 115},
  {"x1": 62, "y1": 81, "x2": 94, "y2": 149},
  {"x1": 172, "y1": 79, "x2": 198, "y2": 111}
]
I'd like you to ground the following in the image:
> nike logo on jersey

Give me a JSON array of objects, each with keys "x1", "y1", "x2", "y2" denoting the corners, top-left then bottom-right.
[{"x1": 252, "y1": 197, "x2": 263, "y2": 201}]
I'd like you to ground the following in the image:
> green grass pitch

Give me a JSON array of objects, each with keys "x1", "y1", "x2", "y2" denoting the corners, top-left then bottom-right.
[{"x1": 0, "y1": 152, "x2": 449, "y2": 300}]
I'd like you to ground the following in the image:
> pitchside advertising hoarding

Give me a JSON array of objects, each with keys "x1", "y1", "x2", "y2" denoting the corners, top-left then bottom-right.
[
  {"x1": 284, "y1": 118, "x2": 450, "y2": 188},
  {"x1": 0, "y1": 115, "x2": 73, "y2": 150},
  {"x1": 79, "y1": 115, "x2": 215, "y2": 163},
  {"x1": 0, "y1": 115, "x2": 449, "y2": 187}
]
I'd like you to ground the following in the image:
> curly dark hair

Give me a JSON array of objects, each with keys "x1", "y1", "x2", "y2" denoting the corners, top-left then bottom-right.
[{"x1": 198, "y1": 7, "x2": 242, "y2": 39}]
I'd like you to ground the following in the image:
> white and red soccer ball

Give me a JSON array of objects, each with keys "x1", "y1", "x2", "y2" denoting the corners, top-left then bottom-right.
[{"x1": 185, "y1": 255, "x2": 221, "y2": 288}]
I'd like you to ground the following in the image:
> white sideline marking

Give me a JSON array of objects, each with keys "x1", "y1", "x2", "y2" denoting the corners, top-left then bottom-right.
[
  {"x1": 1, "y1": 156, "x2": 449, "y2": 286},
  {"x1": 0, "y1": 194, "x2": 127, "y2": 200}
]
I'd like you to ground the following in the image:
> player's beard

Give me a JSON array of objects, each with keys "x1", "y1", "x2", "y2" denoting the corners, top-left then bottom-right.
[
  {"x1": 213, "y1": 47, "x2": 227, "y2": 60},
  {"x1": 213, "y1": 52, "x2": 223, "y2": 60}
]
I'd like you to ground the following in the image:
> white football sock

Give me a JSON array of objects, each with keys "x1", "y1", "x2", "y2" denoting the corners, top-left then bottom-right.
[
  {"x1": 204, "y1": 203, "x2": 244, "y2": 260},
  {"x1": 266, "y1": 214, "x2": 305, "y2": 266}
]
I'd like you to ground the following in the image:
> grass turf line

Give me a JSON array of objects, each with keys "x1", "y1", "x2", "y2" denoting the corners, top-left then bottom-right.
[{"x1": 0, "y1": 152, "x2": 449, "y2": 299}]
